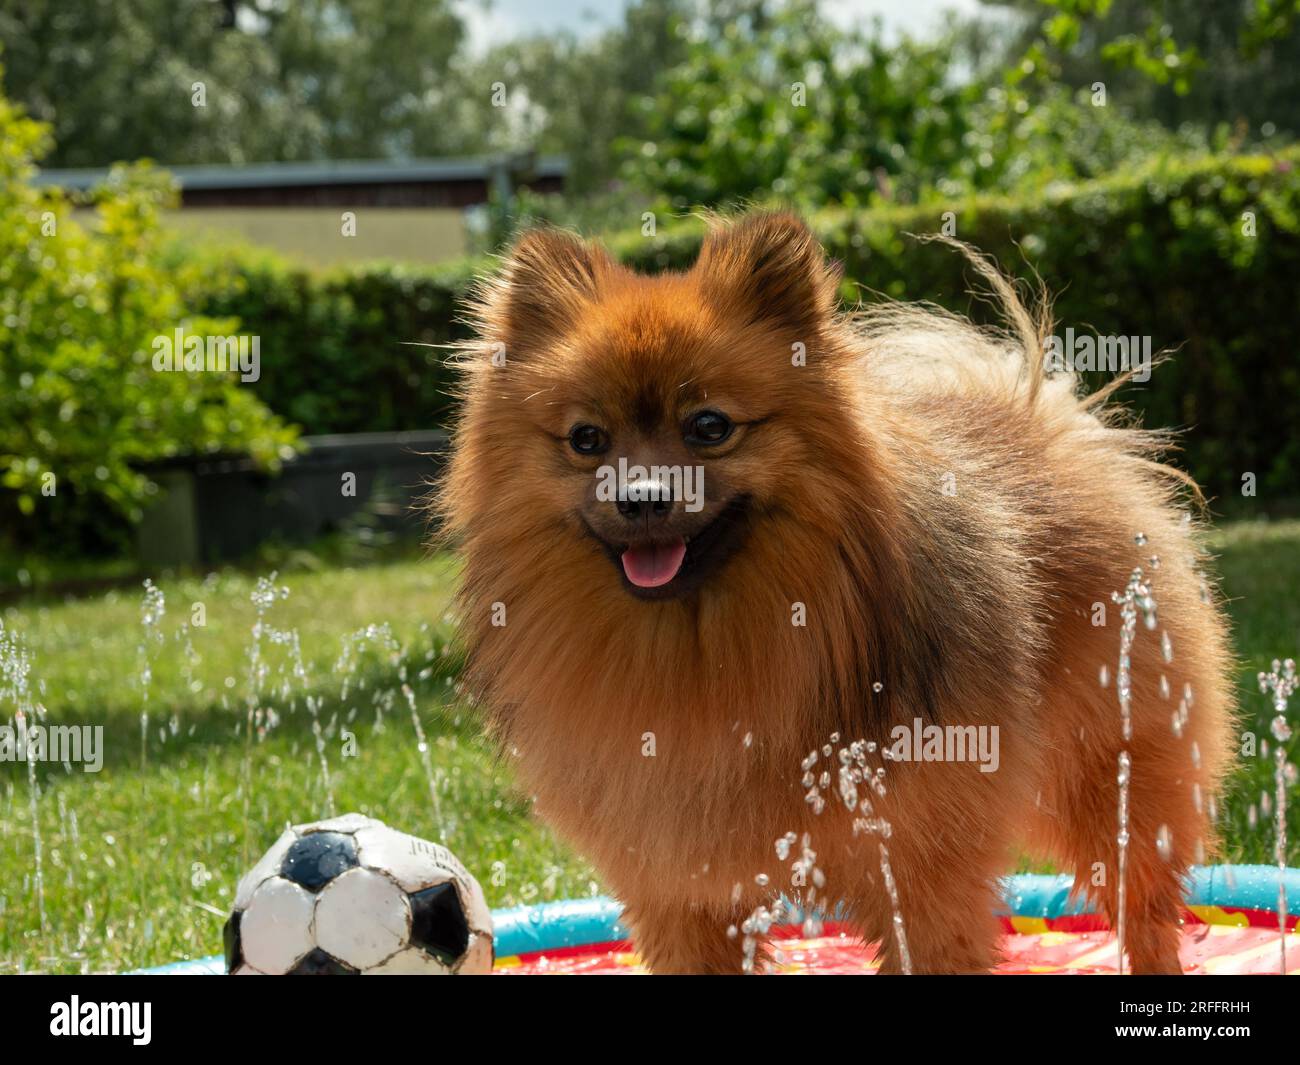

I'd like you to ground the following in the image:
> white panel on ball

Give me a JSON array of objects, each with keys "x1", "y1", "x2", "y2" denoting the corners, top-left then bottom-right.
[
  {"x1": 315, "y1": 867, "x2": 412, "y2": 969},
  {"x1": 241, "y1": 877, "x2": 316, "y2": 973},
  {"x1": 233, "y1": 827, "x2": 297, "y2": 911}
]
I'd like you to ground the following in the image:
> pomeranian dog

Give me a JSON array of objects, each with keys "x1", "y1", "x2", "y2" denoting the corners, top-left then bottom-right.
[{"x1": 439, "y1": 212, "x2": 1235, "y2": 974}]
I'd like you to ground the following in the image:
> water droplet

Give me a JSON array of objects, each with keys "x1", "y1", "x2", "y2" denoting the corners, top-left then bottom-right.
[{"x1": 1156, "y1": 825, "x2": 1173, "y2": 861}]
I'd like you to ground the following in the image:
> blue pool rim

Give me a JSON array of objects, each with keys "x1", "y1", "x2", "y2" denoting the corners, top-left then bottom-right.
[{"x1": 135, "y1": 863, "x2": 1300, "y2": 974}]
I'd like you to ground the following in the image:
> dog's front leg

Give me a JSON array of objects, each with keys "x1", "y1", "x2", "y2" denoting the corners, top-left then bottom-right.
[{"x1": 623, "y1": 898, "x2": 761, "y2": 975}]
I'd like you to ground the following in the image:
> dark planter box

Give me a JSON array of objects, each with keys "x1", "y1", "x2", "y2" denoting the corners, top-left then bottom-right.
[{"x1": 136, "y1": 430, "x2": 448, "y2": 566}]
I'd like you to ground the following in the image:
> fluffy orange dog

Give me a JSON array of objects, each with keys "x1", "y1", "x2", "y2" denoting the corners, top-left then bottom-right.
[{"x1": 440, "y1": 212, "x2": 1235, "y2": 974}]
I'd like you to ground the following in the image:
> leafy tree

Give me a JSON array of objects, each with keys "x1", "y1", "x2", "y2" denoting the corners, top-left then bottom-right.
[
  {"x1": 987, "y1": 0, "x2": 1300, "y2": 138},
  {"x1": 622, "y1": 1, "x2": 978, "y2": 210},
  {"x1": 619, "y1": 0, "x2": 1205, "y2": 210},
  {"x1": 439, "y1": 0, "x2": 693, "y2": 197},
  {"x1": 0, "y1": 0, "x2": 465, "y2": 167}
]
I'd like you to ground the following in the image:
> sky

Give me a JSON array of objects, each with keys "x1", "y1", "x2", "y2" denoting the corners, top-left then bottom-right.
[{"x1": 454, "y1": 0, "x2": 988, "y2": 53}]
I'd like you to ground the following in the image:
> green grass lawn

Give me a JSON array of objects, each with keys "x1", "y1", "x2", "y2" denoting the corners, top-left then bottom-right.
[{"x1": 1, "y1": 522, "x2": 1298, "y2": 973}]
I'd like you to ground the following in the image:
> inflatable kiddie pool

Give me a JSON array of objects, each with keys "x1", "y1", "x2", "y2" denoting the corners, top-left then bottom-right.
[{"x1": 141, "y1": 864, "x2": 1300, "y2": 975}]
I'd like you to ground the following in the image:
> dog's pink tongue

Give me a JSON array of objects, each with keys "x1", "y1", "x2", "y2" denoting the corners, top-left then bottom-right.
[{"x1": 621, "y1": 538, "x2": 687, "y2": 588}]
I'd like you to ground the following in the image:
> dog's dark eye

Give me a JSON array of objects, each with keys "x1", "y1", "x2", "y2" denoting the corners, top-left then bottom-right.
[
  {"x1": 568, "y1": 424, "x2": 610, "y2": 455},
  {"x1": 684, "y1": 410, "x2": 733, "y2": 446}
]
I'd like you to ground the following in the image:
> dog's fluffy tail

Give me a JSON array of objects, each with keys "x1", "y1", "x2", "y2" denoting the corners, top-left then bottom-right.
[{"x1": 850, "y1": 236, "x2": 1204, "y2": 505}]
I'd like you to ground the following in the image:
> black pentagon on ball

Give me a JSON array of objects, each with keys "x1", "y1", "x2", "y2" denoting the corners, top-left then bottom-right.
[
  {"x1": 280, "y1": 831, "x2": 358, "y2": 892},
  {"x1": 409, "y1": 882, "x2": 471, "y2": 967},
  {"x1": 223, "y1": 910, "x2": 243, "y2": 974},
  {"x1": 288, "y1": 947, "x2": 359, "y2": 975}
]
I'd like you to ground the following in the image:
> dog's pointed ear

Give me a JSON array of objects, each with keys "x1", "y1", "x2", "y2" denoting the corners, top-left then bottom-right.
[
  {"x1": 694, "y1": 213, "x2": 840, "y2": 335},
  {"x1": 491, "y1": 227, "x2": 614, "y2": 352}
]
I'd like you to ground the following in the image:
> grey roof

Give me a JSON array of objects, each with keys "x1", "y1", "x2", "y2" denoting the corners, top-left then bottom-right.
[{"x1": 33, "y1": 155, "x2": 569, "y2": 191}]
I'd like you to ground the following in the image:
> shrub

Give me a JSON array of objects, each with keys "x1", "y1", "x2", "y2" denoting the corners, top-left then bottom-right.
[
  {"x1": 1, "y1": 83, "x2": 298, "y2": 553},
  {"x1": 168, "y1": 239, "x2": 478, "y2": 438}
]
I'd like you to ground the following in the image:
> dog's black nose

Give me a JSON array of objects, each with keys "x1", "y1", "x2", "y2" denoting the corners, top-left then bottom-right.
[{"x1": 616, "y1": 482, "x2": 675, "y2": 521}]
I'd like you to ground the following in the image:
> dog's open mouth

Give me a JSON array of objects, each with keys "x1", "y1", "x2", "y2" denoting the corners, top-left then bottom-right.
[{"x1": 587, "y1": 496, "x2": 752, "y2": 600}]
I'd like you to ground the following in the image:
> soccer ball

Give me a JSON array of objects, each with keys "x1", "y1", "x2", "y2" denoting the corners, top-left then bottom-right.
[{"x1": 224, "y1": 813, "x2": 494, "y2": 974}]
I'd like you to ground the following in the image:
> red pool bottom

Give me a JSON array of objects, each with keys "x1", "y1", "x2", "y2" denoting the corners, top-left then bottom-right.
[{"x1": 494, "y1": 923, "x2": 1300, "y2": 975}]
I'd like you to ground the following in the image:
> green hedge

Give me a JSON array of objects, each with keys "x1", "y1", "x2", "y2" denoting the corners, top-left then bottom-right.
[
  {"x1": 186, "y1": 148, "x2": 1300, "y2": 506},
  {"x1": 171, "y1": 241, "x2": 479, "y2": 439}
]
